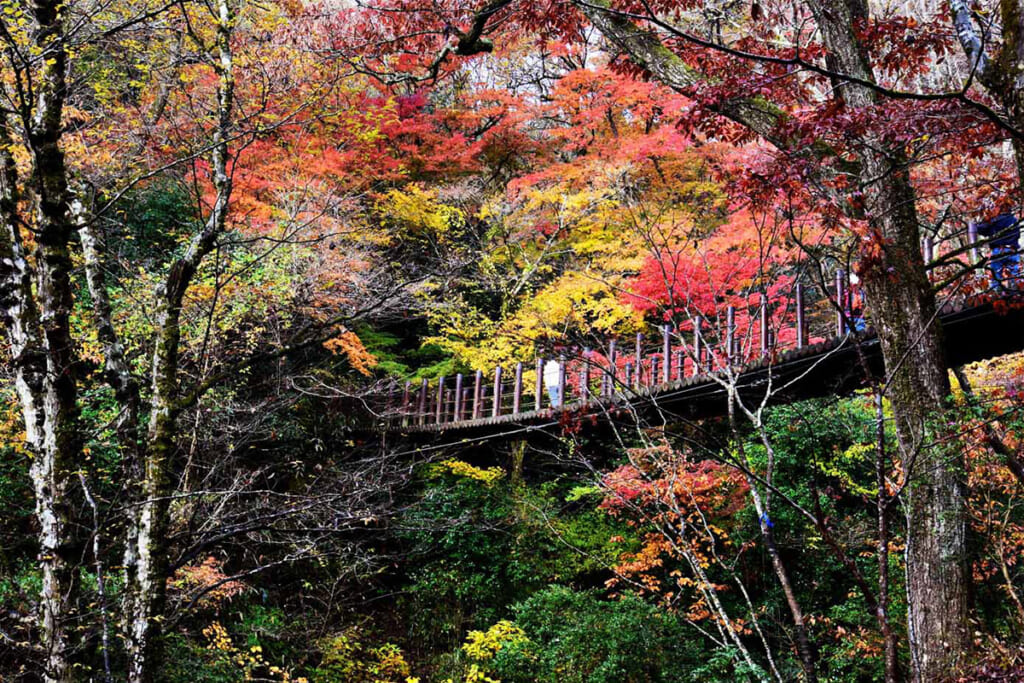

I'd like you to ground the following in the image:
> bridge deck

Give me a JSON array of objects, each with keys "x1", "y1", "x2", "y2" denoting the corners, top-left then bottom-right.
[{"x1": 373, "y1": 301, "x2": 1024, "y2": 439}]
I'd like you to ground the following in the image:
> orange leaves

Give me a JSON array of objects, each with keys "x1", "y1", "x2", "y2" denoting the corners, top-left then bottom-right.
[
  {"x1": 323, "y1": 330, "x2": 378, "y2": 376},
  {"x1": 170, "y1": 556, "x2": 247, "y2": 608},
  {"x1": 600, "y1": 442, "x2": 750, "y2": 612}
]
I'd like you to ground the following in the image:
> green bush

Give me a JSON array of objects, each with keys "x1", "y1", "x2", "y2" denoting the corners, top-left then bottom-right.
[{"x1": 490, "y1": 586, "x2": 695, "y2": 683}]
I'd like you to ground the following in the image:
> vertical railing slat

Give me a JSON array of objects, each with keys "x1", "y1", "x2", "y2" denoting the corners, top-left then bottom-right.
[
  {"x1": 453, "y1": 374, "x2": 464, "y2": 422},
  {"x1": 535, "y1": 358, "x2": 544, "y2": 410},
  {"x1": 836, "y1": 269, "x2": 846, "y2": 336},
  {"x1": 473, "y1": 370, "x2": 483, "y2": 420},
  {"x1": 557, "y1": 355, "x2": 567, "y2": 409},
  {"x1": 402, "y1": 381, "x2": 411, "y2": 427},
  {"x1": 796, "y1": 283, "x2": 807, "y2": 349},
  {"x1": 436, "y1": 375, "x2": 446, "y2": 424},
  {"x1": 492, "y1": 366, "x2": 503, "y2": 418},
  {"x1": 662, "y1": 324, "x2": 671, "y2": 384},
  {"x1": 580, "y1": 349, "x2": 591, "y2": 401},
  {"x1": 634, "y1": 333, "x2": 643, "y2": 390},
  {"x1": 607, "y1": 340, "x2": 617, "y2": 396},
  {"x1": 726, "y1": 306, "x2": 736, "y2": 367},
  {"x1": 513, "y1": 362, "x2": 523, "y2": 414},
  {"x1": 693, "y1": 318, "x2": 703, "y2": 377},
  {"x1": 418, "y1": 378, "x2": 428, "y2": 425},
  {"x1": 760, "y1": 292, "x2": 769, "y2": 357}
]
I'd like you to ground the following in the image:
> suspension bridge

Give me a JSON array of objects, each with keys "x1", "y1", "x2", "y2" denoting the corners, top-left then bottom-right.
[{"x1": 367, "y1": 231, "x2": 1024, "y2": 440}]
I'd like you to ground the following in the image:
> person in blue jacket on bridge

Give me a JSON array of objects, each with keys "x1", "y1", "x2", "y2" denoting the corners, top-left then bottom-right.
[{"x1": 973, "y1": 210, "x2": 1021, "y2": 291}]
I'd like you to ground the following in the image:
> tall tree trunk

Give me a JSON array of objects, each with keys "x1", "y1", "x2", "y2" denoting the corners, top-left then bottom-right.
[
  {"x1": 123, "y1": 2, "x2": 236, "y2": 678},
  {"x1": 857, "y1": 153, "x2": 966, "y2": 682},
  {"x1": 577, "y1": 0, "x2": 968, "y2": 677},
  {"x1": 812, "y1": 2, "x2": 967, "y2": 677},
  {"x1": 0, "y1": 114, "x2": 70, "y2": 682},
  {"x1": 5, "y1": 1, "x2": 83, "y2": 678},
  {"x1": 874, "y1": 393, "x2": 899, "y2": 683}
]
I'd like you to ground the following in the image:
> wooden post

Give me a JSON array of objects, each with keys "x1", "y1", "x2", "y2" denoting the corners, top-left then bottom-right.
[
  {"x1": 836, "y1": 269, "x2": 846, "y2": 336},
  {"x1": 760, "y1": 292, "x2": 769, "y2": 356},
  {"x1": 492, "y1": 366, "x2": 503, "y2": 417},
  {"x1": 607, "y1": 340, "x2": 617, "y2": 395},
  {"x1": 402, "y1": 381, "x2": 411, "y2": 426},
  {"x1": 472, "y1": 370, "x2": 483, "y2": 419},
  {"x1": 418, "y1": 378, "x2": 428, "y2": 425},
  {"x1": 796, "y1": 283, "x2": 807, "y2": 348},
  {"x1": 513, "y1": 362, "x2": 523, "y2": 414},
  {"x1": 435, "y1": 375, "x2": 446, "y2": 424},
  {"x1": 634, "y1": 333, "x2": 643, "y2": 389},
  {"x1": 662, "y1": 324, "x2": 671, "y2": 383},
  {"x1": 923, "y1": 235, "x2": 934, "y2": 265},
  {"x1": 726, "y1": 306, "x2": 736, "y2": 366},
  {"x1": 535, "y1": 358, "x2": 544, "y2": 410},
  {"x1": 693, "y1": 318, "x2": 703, "y2": 377},
  {"x1": 674, "y1": 349, "x2": 684, "y2": 381},
  {"x1": 650, "y1": 356, "x2": 659, "y2": 387},
  {"x1": 580, "y1": 349, "x2": 591, "y2": 401},
  {"x1": 557, "y1": 355, "x2": 567, "y2": 409},
  {"x1": 624, "y1": 362, "x2": 633, "y2": 388},
  {"x1": 453, "y1": 374, "x2": 463, "y2": 421},
  {"x1": 968, "y1": 222, "x2": 979, "y2": 264}
]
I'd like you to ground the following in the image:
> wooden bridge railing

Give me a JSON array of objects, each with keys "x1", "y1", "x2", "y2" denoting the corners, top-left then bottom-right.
[{"x1": 372, "y1": 222, "x2": 1008, "y2": 431}]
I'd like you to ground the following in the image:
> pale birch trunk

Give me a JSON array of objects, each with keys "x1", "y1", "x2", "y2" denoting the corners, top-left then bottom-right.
[
  {"x1": 0, "y1": 114, "x2": 67, "y2": 682},
  {"x1": 122, "y1": 2, "x2": 236, "y2": 679},
  {"x1": 728, "y1": 391, "x2": 818, "y2": 683},
  {"x1": 0, "y1": 0, "x2": 82, "y2": 677}
]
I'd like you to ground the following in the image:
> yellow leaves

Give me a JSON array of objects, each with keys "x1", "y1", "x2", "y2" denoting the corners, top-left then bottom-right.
[
  {"x1": 425, "y1": 270, "x2": 642, "y2": 377},
  {"x1": 317, "y1": 632, "x2": 413, "y2": 682},
  {"x1": 519, "y1": 271, "x2": 643, "y2": 335},
  {"x1": 203, "y1": 619, "x2": 306, "y2": 681},
  {"x1": 432, "y1": 459, "x2": 505, "y2": 486},
  {"x1": 457, "y1": 620, "x2": 529, "y2": 682},
  {"x1": 202, "y1": 621, "x2": 234, "y2": 652},
  {"x1": 814, "y1": 442, "x2": 877, "y2": 497},
  {"x1": 464, "y1": 664, "x2": 500, "y2": 683},
  {"x1": 377, "y1": 185, "x2": 465, "y2": 243}
]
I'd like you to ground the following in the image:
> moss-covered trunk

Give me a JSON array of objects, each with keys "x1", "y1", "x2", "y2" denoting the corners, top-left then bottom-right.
[
  {"x1": 856, "y1": 153, "x2": 966, "y2": 681},
  {"x1": 122, "y1": 2, "x2": 236, "y2": 678},
  {"x1": 1, "y1": 2, "x2": 83, "y2": 678},
  {"x1": 580, "y1": 0, "x2": 969, "y2": 677}
]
